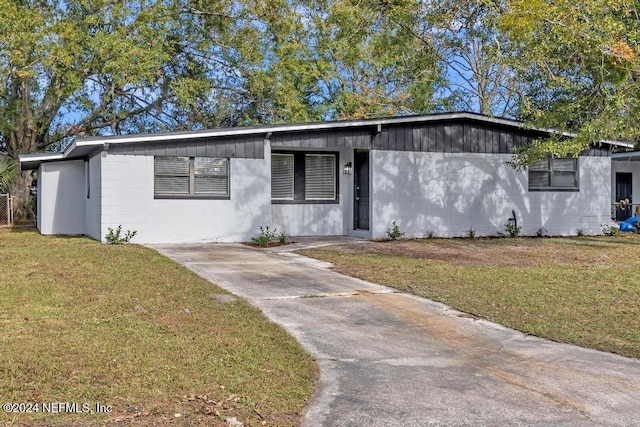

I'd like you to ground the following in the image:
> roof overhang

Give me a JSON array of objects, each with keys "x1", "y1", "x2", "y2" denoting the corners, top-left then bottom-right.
[
  {"x1": 612, "y1": 151, "x2": 640, "y2": 161},
  {"x1": 19, "y1": 153, "x2": 65, "y2": 170},
  {"x1": 19, "y1": 112, "x2": 632, "y2": 170}
]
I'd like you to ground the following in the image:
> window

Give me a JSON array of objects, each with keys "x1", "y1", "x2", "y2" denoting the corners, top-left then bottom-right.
[
  {"x1": 528, "y1": 156, "x2": 578, "y2": 191},
  {"x1": 155, "y1": 156, "x2": 229, "y2": 198},
  {"x1": 271, "y1": 154, "x2": 294, "y2": 200},
  {"x1": 271, "y1": 152, "x2": 338, "y2": 203},
  {"x1": 305, "y1": 154, "x2": 336, "y2": 200}
]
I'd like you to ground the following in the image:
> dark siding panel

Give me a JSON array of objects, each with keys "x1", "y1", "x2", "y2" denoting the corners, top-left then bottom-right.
[
  {"x1": 412, "y1": 127, "x2": 421, "y2": 151},
  {"x1": 491, "y1": 129, "x2": 500, "y2": 153},
  {"x1": 343, "y1": 131, "x2": 353, "y2": 149},
  {"x1": 426, "y1": 126, "x2": 436, "y2": 152},
  {"x1": 503, "y1": 132, "x2": 514, "y2": 153},
  {"x1": 166, "y1": 143, "x2": 178, "y2": 157},
  {"x1": 403, "y1": 126, "x2": 412, "y2": 151},
  {"x1": 470, "y1": 125, "x2": 479, "y2": 153},
  {"x1": 108, "y1": 136, "x2": 263, "y2": 158},
  {"x1": 338, "y1": 131, "x2": 346, "y2": 149},
  {"x1": 176, "y1": 142, "x2": 187, "y2": 157},
  {"x1": 196, "y1": 140, "x2": 207, "y2": 157},
  {"x1": 382, "y1": 128, "x2": 389, "y2": 150},
  {"x1": 444, "y1": 125, "x2": 452, "y2": 153},
  {"x1": 401, "y1": 126, "x2": 409, "y2": 151},
  {"x1": 451, "y1": 124, "x2": 463, "y2": 153},
  {"x1": 245, "y1": 138, "x2": 255, "y2": 158},
  {"x1": 311, "y1": 131, "x2": 321, "y2": 149},
  {"x1": 236, "y1": 139, "x2": 246, "y2": 158},
  {"x1": 327, "y1": 131, "x2": 338, "y2": 149}
]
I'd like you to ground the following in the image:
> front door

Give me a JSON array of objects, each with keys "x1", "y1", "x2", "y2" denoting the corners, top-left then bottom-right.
[
  {"x1": 616, "y1": 172, "x2": 633, "y2": 220},
  {"x1": 354, "y1": 150, "x2": 370, "y2": 230}
]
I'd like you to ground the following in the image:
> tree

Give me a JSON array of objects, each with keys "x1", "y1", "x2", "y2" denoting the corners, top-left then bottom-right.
[
  {"x1": 424, "y1": 0, "x2": 521, "y2": 117},
  {"x1": 0, "y1": 0, "x2": 263, "y2": 212},
  {"x1": 498, "y1": 0, "x2": 640, "y2": 164},
  {"x1": 231, "y1": 0, "x2": 442, "y2": 123}
]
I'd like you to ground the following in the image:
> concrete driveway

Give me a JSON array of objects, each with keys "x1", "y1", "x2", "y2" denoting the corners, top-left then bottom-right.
[{"x1": 151, "y1": 240, "x2": 640, "y2": 426}]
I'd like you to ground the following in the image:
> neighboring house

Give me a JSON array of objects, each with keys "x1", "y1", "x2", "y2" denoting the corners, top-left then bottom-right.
[
  {"x1": 19, "y1": 112, "x2": 627, "y2": 243},
  {"x1": 611, "y1": 152, "x2": 640, "y2": 220}
]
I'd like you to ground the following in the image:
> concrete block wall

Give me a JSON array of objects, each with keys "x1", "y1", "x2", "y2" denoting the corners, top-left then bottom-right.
[
  {"x1": 370, "y1": 152, "x2": 610, "y2": 238},
  {"x1": 38, "y1": 160, "x2": 86, "y2": 235},
  {"x1": 98, "y1": 154, "x2": 271, "y2": 243},
  {"x1": 84, "y1": 154, "x2": 102, "y2": 240}
]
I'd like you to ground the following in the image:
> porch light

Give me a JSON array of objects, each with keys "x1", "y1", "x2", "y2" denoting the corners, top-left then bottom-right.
[{"x1": 343, "y1": 161, "x2": 352, "y2": 175}]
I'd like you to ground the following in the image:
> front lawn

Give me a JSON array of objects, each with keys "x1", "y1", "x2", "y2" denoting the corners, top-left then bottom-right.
[
  {"x1": 300, "y1": 236, "x2": 640, "y2": 359},
  {"x1": 0, "y1": 228, "x2": 317, "y2": 426}
]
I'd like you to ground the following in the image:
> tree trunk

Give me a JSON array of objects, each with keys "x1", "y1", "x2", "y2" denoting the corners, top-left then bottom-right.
[{"x1": 10, "y1": 171, "x2": 36, "y2": 221}]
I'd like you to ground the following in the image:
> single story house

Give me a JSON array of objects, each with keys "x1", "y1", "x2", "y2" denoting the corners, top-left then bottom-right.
[
  {"x1": 19, "y1": 112, "x2": 629, "y2": 243},
  {"x1": 611, "y1": 151, "x2": 640, "y2": 220}
]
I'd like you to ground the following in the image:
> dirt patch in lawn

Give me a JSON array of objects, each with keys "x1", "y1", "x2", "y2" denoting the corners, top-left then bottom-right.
[{"x1": 320, "y1": 237, "x2": 612, "y2": 267}]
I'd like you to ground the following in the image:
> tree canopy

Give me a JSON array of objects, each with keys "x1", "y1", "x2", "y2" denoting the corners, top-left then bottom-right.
[
  {"x1": 1, "y1": 0, "x2": 638, "y2": 172},
  {"x1": 499, "y1": 0, "x2": 640, "y2": 163}
]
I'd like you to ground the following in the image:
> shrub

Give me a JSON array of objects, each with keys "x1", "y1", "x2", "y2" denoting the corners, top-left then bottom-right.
[
  {"x1": 278, "y1": 231, "x2": 288, "y2": 244},
  {"x1": 536, "y1": 227, "x2": 548, "y2": 237},
  {"x1": 105, "y1": 225, "x2": 137, "y2": 244},
  {"x1": 576, "y1": 229, "x2": 585, "y2": 237},
  {"x1": 425, "y1": 230, "x2": 437, "y2": 239},
  {"x1": 386, "y1": 221, "x2": 405, "y2": 240},
  {"x1": 466, "y1": 227, "x2": 476, "y2": 238},
  {"x1": 504, "y1": 211, "x2": 521, "y2": 237},
  {"x1": 251, "y1": 226, "x2": 277, "y2": 247},
  {"x1": 504, "y1": 220, "x2": 522, "y2": 237}
]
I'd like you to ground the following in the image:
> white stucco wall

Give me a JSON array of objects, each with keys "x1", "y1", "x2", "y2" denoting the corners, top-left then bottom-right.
[
  {"x1": 85, "y1": 154, "x2": 102, "y2": 240},
  {"x1": 371, "y1": 152, "x2": 610, "y2": 238},
  {"x1": 269, "y1": 144, "x2": 354, "y2": 236},
  {"x1": 99, "y1": 153, "x2": 270, "y2": 243},
  {"x1": 38, "y1": 160, "x2": 86, "y2": 235}
]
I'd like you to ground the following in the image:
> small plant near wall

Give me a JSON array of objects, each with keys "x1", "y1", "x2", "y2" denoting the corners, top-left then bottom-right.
[
  {"x1": 105, "y1": 225, "x2": 137, "y2": 244},
  {"x1": 576, "y1": 229, "x2": 585, "y2": 237},
  {"x1": 251, "y1": 226, "x2": 277, "y2": 247},
  {"x1": 504, "y1": 220, "x2": 522, "y2": 237},
  {"x1": 536, "y1": 227, "x2": 548, "y2": 237},
  {"x1": 278, "y1": 231, "x2": 288, "y2": 244},
  {"x1": 386, "y1": 221, "x2": 405, "y2": 240},
  {"x1": 466, "y1": 227, "x2": 476, "y2": 238},
  {"x1": 425, "y1": 230, "x2": 437, "y2": 239},
  {"x1": 504, "y1": 210, "x2": 521, "y2": 237}
]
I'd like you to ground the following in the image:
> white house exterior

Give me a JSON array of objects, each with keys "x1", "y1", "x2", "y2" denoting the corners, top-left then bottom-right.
[{"x1": 19, "y1": 112, "x2": 625, "y2": 243}]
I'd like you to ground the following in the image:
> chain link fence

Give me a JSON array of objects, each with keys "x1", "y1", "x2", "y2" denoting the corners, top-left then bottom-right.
[{"x1": 0, "y1": 194, "x2": 12, "y2": 227}]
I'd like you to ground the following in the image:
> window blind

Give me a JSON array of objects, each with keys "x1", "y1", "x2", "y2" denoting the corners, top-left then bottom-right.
[
  {"x1": 271, "y1": 154, "x2": 294, "y2": 200},
  {"x1": 305, "y1": 154, "x2": 336, "y2": 200}
]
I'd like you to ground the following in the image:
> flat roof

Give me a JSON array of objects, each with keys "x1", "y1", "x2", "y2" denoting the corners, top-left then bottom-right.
[{"x1": 19, "y1": 111, "x2": 633, "y2": 170}]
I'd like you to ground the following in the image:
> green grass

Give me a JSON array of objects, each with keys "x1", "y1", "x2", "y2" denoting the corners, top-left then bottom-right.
[
  {"x1": 0, "y1": 228, "x2": 317, "y2": 426},
  {"x1": 300, "y1": 236, "x2": 640, "y2": 359}
]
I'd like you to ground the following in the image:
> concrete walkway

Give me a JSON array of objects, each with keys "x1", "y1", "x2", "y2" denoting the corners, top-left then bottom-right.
[{"x1": 151, "y1": 241, "x2": 640, "y2": 426}]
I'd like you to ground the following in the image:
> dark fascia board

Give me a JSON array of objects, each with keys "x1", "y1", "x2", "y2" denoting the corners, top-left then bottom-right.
[{"x1": 18, "y1": 111, "x2": 634, "y2": 169}]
